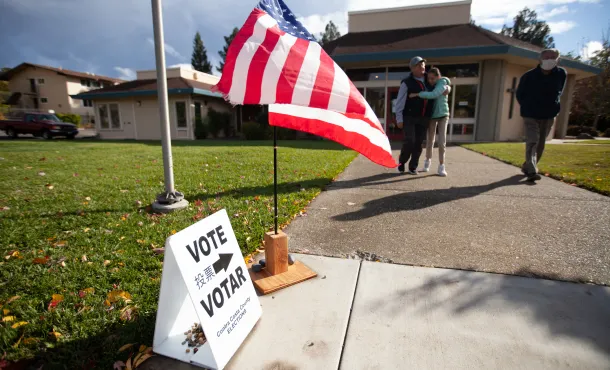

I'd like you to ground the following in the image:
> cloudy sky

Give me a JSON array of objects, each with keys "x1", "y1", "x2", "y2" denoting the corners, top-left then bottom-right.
[{"x1": 0, "y1": 0, "x2": 607, "y2": 80}]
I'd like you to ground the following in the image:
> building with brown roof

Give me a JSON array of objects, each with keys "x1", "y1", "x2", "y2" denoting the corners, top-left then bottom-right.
[
  {"x1": 0, "y1": 63, "x2": 124, "y2": 125},
  {"x1": 71, "y1": 67, "x2": 234, "y2": 140},
  {"x1": 326, "y1": 1, "x2": 600, "y2": 142}
]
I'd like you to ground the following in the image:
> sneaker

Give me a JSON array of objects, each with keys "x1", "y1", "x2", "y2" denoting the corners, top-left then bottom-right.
[
  {"x1": 407, "y1": 169, "x2": 418, "y2": 175},
  {"x1": 438, "y1": 164, "x2": 447, "y2": 177},
  {"x1": 422, "y1": 159, "x2": 431, "y2": 172},
  {"x1": 527, "y1": 173, "x2": 542, "y2": 182},
  {"x1": 397, "y1": 163, "x2": 405, "y2": 173}
]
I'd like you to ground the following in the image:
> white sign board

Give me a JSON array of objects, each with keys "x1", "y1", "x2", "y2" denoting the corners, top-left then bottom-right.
[{"x1": 153, "y1": 209, "x2": 262, "y2": 370}]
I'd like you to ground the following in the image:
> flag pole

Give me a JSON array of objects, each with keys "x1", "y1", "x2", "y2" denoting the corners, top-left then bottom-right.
[
  {"x1": 273, "y1": 124, "x2": 278, "y2": 235},
  {"x1": 151, "y1": 0, "x2": 188, "y2": 213}
]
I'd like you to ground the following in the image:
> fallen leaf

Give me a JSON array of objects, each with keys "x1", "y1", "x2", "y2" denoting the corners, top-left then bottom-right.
[
  {"x1": 78, "y1": 288, "x2": 95, "y2": 298},
  {"x1": 107, "y1": 290, "x2": 132, "y2": 304},
  {"x1": 23, "y1": 338, "x2": 38, "y2": 345},
  {"x1": 45, "y1": 184, "x2": 54, "y2": 190},
  {"x1": 84, "y1": 228, "x2": 91, "y2": 233},
  {"x1": 104, "y1": 260, "x2": 111, "y2": 266},
  {"x1": 2, "y1": 316, "x2": 16, "y2": 322},
  {"x1": 50, "y1": 330, "x2": 62, "y2": 341},
  {"x1": 12, "y1": 321, "x2": 28, "y2": 329},
  {"x1": 2, "y1": 309, "x2": 9, "y2": 315},
  {"x1": 81, "y1": 255, "x2": 87, "y2": 262},
  {"x1": 134, "y1": 353, "x2": 154, "y2": 368},
  {"x1": 5, "y1": 296, "x2": 20, "y2": 305},
  {"x1": 113, "y1": 360, "x2": 126, "y2": 370},
  {"x1": 152, "y1": 248, "x2": 165, "y2": 255},
  {"x1": 73, "y1": 173, "x2": 79, "y2": 177},
  {"x1": 39, "y1": 157, "x2": 47, "y2": 161},
  {"x1": 171, "y1": 230, "x2": 177, "y2": 235},
  {"x1": 118, "y1": 343, "x2": 135, "y2": 353},
  {"x1": 85, "y1": 196, "x2": 91, "y2": 201},
  {"x1": 48, "y1": 294, "x2": 64, "y2": 311},
  {"x1": 13, "y1": 333, "x2": 24, "y2": 348},
  {"x1": 120, "y1": 305, "x2": 138, "y2": 321},
  {"x1": 120, "y1": 189, "x2": 129, "y2": 193},
  {"x1": 33, "y1": 256, "x2": 49, "y2": 265},
  {"x1": 38, "y1": 171, "x2": 46, "y2": 176},
  {"x1": 53, "y1": 241, "x2": 67, "y2": 247}
]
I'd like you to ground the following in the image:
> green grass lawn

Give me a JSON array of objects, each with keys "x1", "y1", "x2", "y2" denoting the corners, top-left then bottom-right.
[
  {"x1": 463, "y1": 143, "x2": 610, "y2": 195},
  {"x1": 567, "y1": 140, "x2": 610, "y2": 145},
  {"x1": 0, "y1": 139, "x2": 357, "y2": 368}
]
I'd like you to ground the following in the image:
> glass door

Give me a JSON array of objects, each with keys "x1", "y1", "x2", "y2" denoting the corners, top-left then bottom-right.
[
  {"x1": 386, "y1": 86, "x2": 402, "y2": 140},
  {"x1": 449, "y1": 84, "x2": 478, "y2": 142}
]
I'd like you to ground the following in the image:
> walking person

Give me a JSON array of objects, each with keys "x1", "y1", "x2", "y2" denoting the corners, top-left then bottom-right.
[
  {"x1": 516, "y1": 48, "x2": 567, "y2": 181},
  {"x1": 395, "y1": 57, "x2": 435, "y2": 174},
  {"x1": 410, "y1": 67, "x2": 451, "y2": 176}
]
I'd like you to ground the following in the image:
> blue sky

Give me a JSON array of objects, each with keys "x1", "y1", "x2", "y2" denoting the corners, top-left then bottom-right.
[{"x1": 0, "y1": 0, "x2": 607, "y2": 80}]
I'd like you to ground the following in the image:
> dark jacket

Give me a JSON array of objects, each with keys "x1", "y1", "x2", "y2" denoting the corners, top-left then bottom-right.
[
  {"x1": 402, "y1": 74, "x2": 434, "y2": 122},
  {"x1": 516, "y1": 65, "x2": 567, "y2": 120}
]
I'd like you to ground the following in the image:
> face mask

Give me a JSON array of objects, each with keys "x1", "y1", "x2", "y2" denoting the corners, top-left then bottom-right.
[{"x1": 541, "y1": 59, "x2": 558, "y2": 70}]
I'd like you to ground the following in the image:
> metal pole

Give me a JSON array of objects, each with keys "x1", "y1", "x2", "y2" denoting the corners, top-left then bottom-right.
[
  {"x1": 151, "y1": 0, "x2": 187, "y2": 212},
  {"x1": 273, "y1": 125, "x2": 278, "y2": 235}
]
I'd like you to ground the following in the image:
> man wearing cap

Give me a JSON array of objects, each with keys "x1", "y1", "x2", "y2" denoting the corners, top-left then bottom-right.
[
  {"x1": 395, "y1": 56, "x2": 437, "y2": 174},
  {"x1": 516, "y1": 48, "x2": 567, "y2": 181}
]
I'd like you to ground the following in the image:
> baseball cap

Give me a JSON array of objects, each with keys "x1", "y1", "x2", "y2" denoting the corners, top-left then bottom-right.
[{"x1": 410, "y1": 56, "x2": 426, "y2": 68}]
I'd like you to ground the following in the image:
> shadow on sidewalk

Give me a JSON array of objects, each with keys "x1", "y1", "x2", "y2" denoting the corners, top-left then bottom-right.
[
  {"x1": 365, "y1": 268, "x2": 610, "y2": 356},
  {"x1": 333, "y1": 175, "x2": 529, "y2": 221}
]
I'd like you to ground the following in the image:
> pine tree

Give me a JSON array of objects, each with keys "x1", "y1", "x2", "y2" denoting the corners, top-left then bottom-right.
[
  {"x1": 191, "y1": 32, "x2": 212, "y2": 73},
  {"x1": 501, "y1": 8, "x2": 555, "y2": 48},
  {"x1": 319, "y1": 21, "x2": 341, "y2": 46},
  {"x1": 217, "y1": 28, "x2": 239, "y2": 74}
]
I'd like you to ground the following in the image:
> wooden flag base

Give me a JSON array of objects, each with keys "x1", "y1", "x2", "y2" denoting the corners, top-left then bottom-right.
[{"x1": 249, "y1": 231, "x2": 317, "y2": 295}]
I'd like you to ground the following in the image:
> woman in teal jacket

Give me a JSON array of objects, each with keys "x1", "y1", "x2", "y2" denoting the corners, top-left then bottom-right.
[{"x1": 409, "y1": 67, "x2": 451, "y2": 176}]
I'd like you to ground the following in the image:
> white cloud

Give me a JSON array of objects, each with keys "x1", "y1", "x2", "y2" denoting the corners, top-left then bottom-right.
[
  {"x1": 547, "y1": 20, "x2": 577, "y2": 34},
  {"x1": 580, "y1": 40, "x2": 603, "y2": 59},
  {"x1": 298, "y1": 11, "x2": 348, "y2": 38},
  {"x1": 146, "y1": 38, "x2": 184, "y2": 60},
  {"x1": 114, "y1": 67, "x2": 136, "y2": 80},
  {"x1": 540, "y1": 5, "x2": 569, "y2": 18},
  {"x1": 169, "y1": 63, "x2": 193, "y2": 69},
  {"x1": 478, "y1": 17, "x2": 507, "y2": 26}
]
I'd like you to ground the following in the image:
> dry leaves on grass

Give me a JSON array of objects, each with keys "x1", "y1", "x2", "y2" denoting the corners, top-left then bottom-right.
[
  {"x1": 11, "y1": 321, "x2": 28, "y2": 329},
  {"x1": 105, "y1": 290, "x2": 132, "y2": 307},
  {"x1": 48, "y1": 294, "x2": 64, "y2": 311},
  {"x1": 78, "y1": 288, "x2": 95, "y2": 298},
  {"x1": 32, "y1": 256, "x2": 50, "y2": 265},
  {"x1": 115, "y1": 343, "x2": 154, "y2": 369}
]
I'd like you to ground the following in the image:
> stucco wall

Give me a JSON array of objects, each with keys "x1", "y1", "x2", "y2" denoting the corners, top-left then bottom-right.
[
  {"x1": 8, "y1": 68, "x2": 70, "y2": 113},
  {"x1": 348, "y1": 1, "x2": 471, "y2": 33},
  {"x1": 476, "y1": 60, "x2": 505, "y2": 141}
]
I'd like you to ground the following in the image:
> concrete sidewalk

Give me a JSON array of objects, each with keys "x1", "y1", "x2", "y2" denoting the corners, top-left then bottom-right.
[
  {"x1": 143, "y1": 254, "x2": 610, "y2": 369},
  {"x1": 286, "y1": 147, "x2": 610, "y2": 285}
]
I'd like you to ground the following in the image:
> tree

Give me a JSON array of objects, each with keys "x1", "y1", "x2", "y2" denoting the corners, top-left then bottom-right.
[
  {"x1": 191, "y1": 32, "x2": 212, "y2": 73},
  {"x1": 563, "y1": 51, "x2": 582, "y2": 61},
  {"x1": 570, "y1": 31, "x2": 610, "y2": 132},
  {"x1": 501, "y1": 8, "x2": 555, "y2": 48},
  {"x1": 217, "y1": 28, "x2": 239, "y2": 74},
  {"x1": 319, "y1": 21, "x2": 341, "y2": 46}
]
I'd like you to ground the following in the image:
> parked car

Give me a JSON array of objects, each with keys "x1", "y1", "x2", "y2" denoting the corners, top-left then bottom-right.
[{"x1": 0, "y1": 112, "x2": 79, "y2": 139}]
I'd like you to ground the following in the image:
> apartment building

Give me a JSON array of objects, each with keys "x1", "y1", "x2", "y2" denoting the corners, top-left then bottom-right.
[{"x1": 0, "y1": 63, "x2": 124, "y2": 124}]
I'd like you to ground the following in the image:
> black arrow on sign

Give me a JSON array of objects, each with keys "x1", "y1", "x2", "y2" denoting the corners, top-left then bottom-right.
[{"x1": 213, "y1": 253, "x2": 233, "y2": 274}]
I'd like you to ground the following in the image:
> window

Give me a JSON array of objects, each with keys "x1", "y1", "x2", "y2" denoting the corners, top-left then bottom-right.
[
  {"x1": 98, "y1": 103, "x2": 121, "y2": 129},
  {"x1": 81, "y1": 79, "x2": 91, "y2": 87},
  {"x1": 25, "y1": 114, "x2": 35, "y2": 122},
  {"x1": 92, "y1": 81, "x2": 100, "y2": 88},
  {"x1": 37, "y1": 78, "x2": 45, "y2": 84},
  {"x1": 83, "y1": 100, "x2": 93, "y2": 107},
  {"x1": 427, "y1": 64, "x2": 479, "y2": 78},
  {"x1": 364, "y1": 88, "x2": 385, "y2": 122},
  {"x1": 346, "y1": 68, "x2": 386, "y2": 81},
  {"x1": 40, "y1": 97, "x2": 48, "y2": 104},
  {"x1": 175, "y1": 101, "x2": 187, "y2": 129},
  {"x1": 387, "y1": 67, "x2": 410, "y2": 81},
  {"x1": 453, "y1": 85, "x2": 478, "y2": 119}
]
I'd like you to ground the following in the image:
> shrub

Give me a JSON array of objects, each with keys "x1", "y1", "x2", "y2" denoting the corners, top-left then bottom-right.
[
  {"x1": 604, "y1": 128, "x2": 610, "y2": 137},
  {"x1": 276, "y1": 127, "x2": 298, "y2": 140},
  {"x1": 56, "y1": 113, "x2": 81, "y2": 126},
  {"x1": 207, "y1": 108, "x2": 233, "y2": 138},
  {"x1": 194, "y1": 116, "x2": 209, "y2": 139},
  {"x1": 566, "y1": 125, "x2": 599, "y2": 137},
  {"x1": 242, "y1": 121, "x2": 268, "y2": 140}
]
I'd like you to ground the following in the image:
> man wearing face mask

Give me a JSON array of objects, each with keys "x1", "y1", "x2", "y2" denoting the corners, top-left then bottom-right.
[{"x1": 516, "y1": 48, "x2": 567, "y2": 181}]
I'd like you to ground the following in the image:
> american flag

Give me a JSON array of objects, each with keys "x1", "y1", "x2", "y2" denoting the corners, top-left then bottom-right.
[{"x1": 214, "y1": 0, "x2": 396, "y2": 168}]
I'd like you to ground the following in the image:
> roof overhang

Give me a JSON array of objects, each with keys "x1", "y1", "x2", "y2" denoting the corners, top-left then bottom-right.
[
  {"x1": 332, "y1": 45, "x2": 601, "y2": 76},
  {"x1": 72, "y1": 87, "x2": 223, "y2": 100}
]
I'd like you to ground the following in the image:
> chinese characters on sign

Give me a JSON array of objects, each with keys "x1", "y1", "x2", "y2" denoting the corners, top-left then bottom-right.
[{"x1": 194, "y1": 265, "x2": 217, "y2": 289}]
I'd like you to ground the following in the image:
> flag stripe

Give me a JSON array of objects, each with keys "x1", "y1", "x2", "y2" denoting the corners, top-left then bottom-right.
[
  {"x1": 309, "y1": 50, "x2": 335, "y2": 110},
  {"x1": 229, "y1": 14, "x2": 278, "y2": 103},
  {"x1": 213, "y1": 9, "x2": 264, "y2": 97},
  {"x1": 269, "y1": 105, "x2": 395, "y2": 168},
  {"x1": 244, "y1": 25, "x2": 284, "y2": 104},
  {"x1": 275, "y1": 37, "x2": 309, "y2": 104},
  {"x1": 260, "y1": 32, "x2": 298, "y2": 104},
  {"x1": 345, "y1": 82, "x2": 367, "y2": 116},
  {"x1": 327, "y1": 65, "x2": 351, "y2": 114},
  {"x1": 291, "y1": 42, "x2": 322, "y2": 106}
]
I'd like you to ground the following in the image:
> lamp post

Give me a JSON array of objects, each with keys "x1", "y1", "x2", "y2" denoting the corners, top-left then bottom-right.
[{"x1": 151, "y1": 0, "x2": 188, "y2": 213}]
